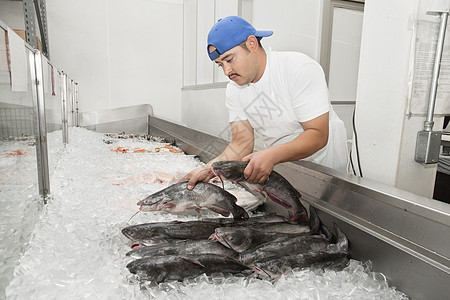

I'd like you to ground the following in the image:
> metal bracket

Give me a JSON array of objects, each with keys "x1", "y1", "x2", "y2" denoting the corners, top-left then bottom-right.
[
  {"x1": 22, "y1": 0, "x2": 50, "y2": 58},
  {"x1": 22, "y1": 0, "x2": 37, "y2": 48}
]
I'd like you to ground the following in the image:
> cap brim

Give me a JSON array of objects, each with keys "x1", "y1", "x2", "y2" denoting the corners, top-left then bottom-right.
[{"x1": 254, "y1": 30, "x2": 273, "y2": 38}]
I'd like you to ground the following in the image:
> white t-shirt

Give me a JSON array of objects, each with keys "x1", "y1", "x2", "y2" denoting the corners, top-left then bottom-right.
[{"x1": 225, "y1": 49, "x2": 348, "y2": 172}]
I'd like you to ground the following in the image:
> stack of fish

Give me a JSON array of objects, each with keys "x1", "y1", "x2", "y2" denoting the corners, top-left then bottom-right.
[{"x1": 121, "y1": 161, "x2": 349, "y2": 283}]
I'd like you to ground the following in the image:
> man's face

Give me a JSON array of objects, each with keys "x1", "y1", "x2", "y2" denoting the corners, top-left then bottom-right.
[{"x1": 209, "y1": 43, "x2": 257, "y2": 86}]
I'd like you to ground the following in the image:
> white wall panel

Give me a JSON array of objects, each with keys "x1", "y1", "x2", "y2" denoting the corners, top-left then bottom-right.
[
  {"x1": 328, "y1": 7, "x2": 363, "y2": 102},
  {"x1": 107, "y1": 0, "x2": 183, "y2": 121},
  {"x1": 354, "y1": 0, "x2": 440, "y2": 197},
  {"x1": 47, "y1": 0, "x2": 110, "y2": 112},
  {"x1": 46, "y1": 0, "x2": 183, "y2": 122},
  {"x1": 184, "y1": 0, "x2": 197, "y2": 86},
  {"x1": 196, "y1": 0, "x2": 215, "y2": 85},
  {"x1": 253, "y1": 0, "x2": 321, "y2": 60}
]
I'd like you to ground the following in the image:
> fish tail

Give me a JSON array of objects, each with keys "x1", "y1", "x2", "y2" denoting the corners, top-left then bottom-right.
[
  {"x1": 333, "y1": 223, "x2": 349, "y2": 253},
  {"x1": 308, "y1": 206, "x2": 320, "y2": 232}
]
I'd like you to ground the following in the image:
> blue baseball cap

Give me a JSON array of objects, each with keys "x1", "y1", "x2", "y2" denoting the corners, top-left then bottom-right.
[{"x1": 207, "y1": 16, "x2": 273, "y2": 61}]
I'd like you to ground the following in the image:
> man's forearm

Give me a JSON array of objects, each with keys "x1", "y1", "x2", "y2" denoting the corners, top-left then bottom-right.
[
  {"x1": 206, "y1": 140, "x2": 253, "y2": 167},
  {"x1": 269, "y1": 128, "x2": 328, "y2": 165}
]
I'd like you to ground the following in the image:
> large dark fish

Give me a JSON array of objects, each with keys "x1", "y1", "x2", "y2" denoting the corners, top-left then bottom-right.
[
  {"x1": 213, "y1": 207, "x2": 320, "y2": 253},
  {"x1": 202, "y1": 213, "x2": 289, "y2": 225},
  {"x1": 122, "y1": 214, "x2": 298, "y2": 245},
  {"x1": 137, "y1": 181, "x2": 249, "y2": 220},
  {"x1": 253, "y1": 224, "x2": 349, "y2": 279},
  {"x1": 214, "y1": 225, "x2": 314, "y2": 253},
  {"x1": 126, "y1": 253, "x2": 251, "y2": 283},
  {"x1": 121, "y1": 220, "x2": 222, "y2": 243},
  {"x1": 254, "y1": 251, "x2": 349, "y2": 280},
  {"x1": 239, "y1": 234, "x2": 332, "y2": 265},
  {"x1": 211, "y1": 161, "x2": 307, "y2": 223},
  {"x1": 126, "y1": 239, "x2": 239, "y2": 260}
]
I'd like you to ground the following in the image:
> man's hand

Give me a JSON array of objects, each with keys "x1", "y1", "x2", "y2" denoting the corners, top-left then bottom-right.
[
  {"x1": 241, "y1": 149, "x2": 277, "y2": 183},
  {"x1": 178, "y1": 165, "x2": 214, "y2": 190}
]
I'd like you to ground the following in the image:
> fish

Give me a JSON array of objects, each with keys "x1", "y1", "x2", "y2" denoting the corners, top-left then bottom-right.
[
  {"x1": 254, "y1": 251, "x2": 349, "y2": 280},
  {"x1": 122, "y1": 214, "x2": 298, "y2": 245},
  {"x1": 239, "y1": 234, "x2": 332, "y2": 265},
  {"x1": 126, "y1": 253, "x2": 252, "y2": 283},
  {"x1": 213, "y1": 224, "x2": 315, "y2": 253},
  {"x1": 121, "y1": 220, "x2": 224, "y2": 243},
  {"x1": 211, "y1": 161, "x2": 308, "y2": 223},
  {"x1": 126, "y1": 239, "x2": 239, "y2": 260},
  {"x1": 213, "y1": 207, "x2": 320, "y2": 253},
  {"x1": 137, "y1": 181, "x2": 249, "y2": 220},
  {"x1": 252, "y1": 224, "x2": 349, "y2": 279},
  {"x1": 201, "y1": 213, "x2": 290, "y2": 225}
]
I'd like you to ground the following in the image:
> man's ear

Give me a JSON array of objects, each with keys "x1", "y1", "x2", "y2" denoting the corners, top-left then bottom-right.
[{"x1": 246, "y1": 35, "x2": 259, "y2": 52}]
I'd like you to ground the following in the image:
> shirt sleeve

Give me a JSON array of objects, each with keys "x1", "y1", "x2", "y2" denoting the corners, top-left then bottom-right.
[
  {"x1": 225, "y1": 84, "x2": 248, "y2": 123},
  {"x1": 289, "y1": 62, "x2": 330, "y2": 122}
]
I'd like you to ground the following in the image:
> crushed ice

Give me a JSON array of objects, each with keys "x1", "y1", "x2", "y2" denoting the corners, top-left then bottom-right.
[{"x1": 1, "y1": 127, "x2": 409, "y2": 299}]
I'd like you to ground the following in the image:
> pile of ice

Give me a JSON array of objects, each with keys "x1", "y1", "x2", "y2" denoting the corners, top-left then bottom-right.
[
  {"x1": 4, "y1": 127, "x2": 408, "y2": 299},
  {"x1": 0, "y1": 139, "x2": 42, "y2": 300}
]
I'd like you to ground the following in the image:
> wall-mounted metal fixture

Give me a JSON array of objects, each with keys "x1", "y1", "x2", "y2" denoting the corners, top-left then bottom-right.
[{"x1": 415, "y1": 8, "x2": 448, "y2": 164}]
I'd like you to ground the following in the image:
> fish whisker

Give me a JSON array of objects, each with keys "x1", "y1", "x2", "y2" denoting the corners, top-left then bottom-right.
[{"x1": 128, "y1": 210, "x2": 140, "y2": 224}]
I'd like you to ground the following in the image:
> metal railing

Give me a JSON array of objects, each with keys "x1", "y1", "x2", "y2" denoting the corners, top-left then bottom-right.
[{"x1": 0, "y1": 19, "x2": 78, "y2": 201}]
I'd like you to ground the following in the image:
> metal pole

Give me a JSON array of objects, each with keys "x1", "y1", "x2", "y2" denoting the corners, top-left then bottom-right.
[
  {"x1": 424, "y1": 11, "x2": 448, "y2": 132},
  {"x1": 415, "y1": 10, "x2": 449, "y2": 164},
  {"x1": 70, "y1": 79, "x2": 75, "y2": 126},
  {"x1": 29, "y1": 50, "x2": 50, "y2": 202},
  {"x1": 60, "y1": 71, "x2": 69, "y2": 144},
  {"x1": 75, "y1": 82, "x2": 79, "y2": 127}
]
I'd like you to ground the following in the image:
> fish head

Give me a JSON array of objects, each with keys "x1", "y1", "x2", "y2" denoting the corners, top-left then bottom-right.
[
  {"x1": 137, "y1": 194, "x2": 174, "y2": 212},
  {"x1": 253, "y1": 261, "x2": 284, "y2": 280},
  {"x1": 137, "y1": 183, "x2": 187, "y2": 209},
  {"x1": 214, "y1": 227, "x2": 252, "y2": 252},
  {"x1": 126, "y1": 258, "x2": 167, "y2": 282},
  {"x1": 122, "y1": 226, "x2": 140, "y2": 240},
  {"x1": 211, "y1": 161, "x2": 248, "y2": 183}
]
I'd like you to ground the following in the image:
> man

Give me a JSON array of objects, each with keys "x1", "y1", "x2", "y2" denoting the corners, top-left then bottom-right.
[{"x1": 183, "y1": 16, "x2": 348, "y2": 190}]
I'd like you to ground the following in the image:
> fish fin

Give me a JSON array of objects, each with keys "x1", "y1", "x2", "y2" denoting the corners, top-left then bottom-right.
[
  {"x1": 206, "y1": 205, "x2": 231, "y2": 217},
  {"x1": 181, "y1": 256, "x2": 205, "y2": 268},
  {"x1": 264, "y1": 192, "x2": 308, "y2": 223},
  {"x1": 308, "y1": 206, "x2": 321, "y2": 233},
  {"x1": 239, "y1": 182, "x2": 264, "y2": 194},
  {"x1": 333, "y1": 223, "x2": 349, "y2": 253},
  {"x1": 320, "y1": 224, "x2": 333, "y2": 241},
  {"x1": 264, "y1": 191, "x2": 292, "y2": 209}
]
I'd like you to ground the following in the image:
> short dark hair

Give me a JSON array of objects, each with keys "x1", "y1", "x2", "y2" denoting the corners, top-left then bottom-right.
[{"x1": 239, "y1": 37, "x2": 263, "y2": 51}]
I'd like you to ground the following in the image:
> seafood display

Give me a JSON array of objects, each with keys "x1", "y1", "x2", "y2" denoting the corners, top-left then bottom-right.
[
  {"x1": 3, "y1": 128, "x2": 408, "y2": 299},
  {"x1": 124, "y1": 175, "x2": 350, "y2": 282}
]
